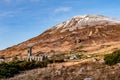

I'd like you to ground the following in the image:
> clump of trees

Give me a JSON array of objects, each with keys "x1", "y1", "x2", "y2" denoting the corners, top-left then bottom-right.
[{"x1": 104, "y1": 50, "x2": 120, "y2": 66}]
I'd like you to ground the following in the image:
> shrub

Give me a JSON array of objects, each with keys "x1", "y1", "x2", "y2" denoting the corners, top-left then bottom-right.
[
  {"x1": 0, "y1": 60, "x2": 49, "y2": 79},
  {"x1": 104, "y1": 50, "x2": 120, "y2": 66},
  {"x1": 54, "y1": 59, "x2": 65, "y2": 63},
  {"x1": 46, "y1": 59, "x2": 54, "y2": 63},
  {"x1": 0, "y1": 58, "x2": 64, "y2": 79},
  {"x1": 18, "y1": 60, "x2": 48, "y2": 71},
  {"x1": 35, "y1": 61, "x2": 47, "y2": 68},
  {"x1": 0, "y1": 62, "x2": 19, "y2": 78},
  {"x1": 76, "y1": 54, "x2": 82, "y2": 59},
  {"x1": 44, "y1": 59, "x2": 65, "y2": 64},
  {"x1": 18, "y1": 60, "x2": 36, "y2": 70}
]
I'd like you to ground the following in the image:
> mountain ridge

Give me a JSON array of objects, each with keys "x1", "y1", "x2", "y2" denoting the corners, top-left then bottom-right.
[{"x1": 0, "y1": 14, "x2": 120, "y2": 57}]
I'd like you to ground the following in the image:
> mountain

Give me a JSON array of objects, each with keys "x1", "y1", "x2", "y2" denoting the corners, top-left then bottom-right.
[{"x1": 0, "y1": 14, "x2": 120, "y2": 57}]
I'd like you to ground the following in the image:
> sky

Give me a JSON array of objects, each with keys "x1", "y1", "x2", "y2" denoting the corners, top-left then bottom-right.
[{"x1": 0, "y1": 0, "x2": 120, "y2": 50}]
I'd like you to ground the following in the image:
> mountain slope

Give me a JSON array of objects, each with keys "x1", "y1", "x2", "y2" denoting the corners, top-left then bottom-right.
[{"x1": 0, "y1": 14, "x2": 120, "y2": 57}]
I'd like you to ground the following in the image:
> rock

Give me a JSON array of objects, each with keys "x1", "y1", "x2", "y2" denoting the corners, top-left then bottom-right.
[
  {"x1": 86, "y1": 54, "x2": 92, "y2": 58},
  {"x1": 64, "y1": 59, "x2": 67, "y2": 62},
  {"x1": 43, "y1": 73, "x2": 51, "y2": 78},
  {"x1": 92, "y1": 58, "x2": 98, "y2": 62},
  {"x1": 99, "y1": 59, "x2": 105, "y2": 63},
  {"x1": 0, "y1": 59, "x2": 5, "y2": 62},
  {"x1": 70, "y1": 55, "x2": 77, "y2": 60},
  {"x1": 0, "y1": 56, "x2": 5, "y2": 62},
  {"x1": 55, "y1": 70, "x2": 61, "y2": 76},
  {"x1": 117, "y1": 63, "x2": 120, "y2": 66},
  {"x1": 84, "y1": 78, "x2": 95, "y2": 80},
  {"x1": 79, "y1": 67, "x2": 85, "y2": 72}
]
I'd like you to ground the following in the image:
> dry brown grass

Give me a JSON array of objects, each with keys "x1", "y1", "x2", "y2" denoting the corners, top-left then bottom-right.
[{"x1": 4, "y1": 59, "x2": 120, "y2": 80}]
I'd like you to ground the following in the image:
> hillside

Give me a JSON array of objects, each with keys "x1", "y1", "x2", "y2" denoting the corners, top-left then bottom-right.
[
  {"x1": 7, "y1": 56, "x2": 120, "y2": 80},
  {"x1": 1, "y1": 14, "x2": 120, "y2": 80},
  {"x1": 0, "y1": 14, "x2": 120, "y2": 58}
]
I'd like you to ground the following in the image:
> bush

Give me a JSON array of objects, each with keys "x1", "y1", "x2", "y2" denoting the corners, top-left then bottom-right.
[
  {"x1": 35, "y1": 61, "x2": 47, "y2": 68},
  {"x1": 18, "y1": 61, "x2": 32, "y2": 70},
  {"x1": 44, "y1": 59, "x2": 65, "y2": 64},
  {"x1": 0, "y1": 58, "x2": 64, "y2": 79},
  {"x1": 45, "y1": 59, "x2": 54, "y2": 64},
  {"x1": 18, "y1": 60, "x2": 41, "y2": 70},
  {"x1": 0, "y1": 62, "x2": 19, "y2": 78},
  {"x1": 104, "y1": 50, "x2": 120, "y2": 66},
  {"x1": 0, "y1": 60, "x2": 49, "y2": 79},
  {"x1": 54, "y1": 59, "x2": 65, "y2": 63}
]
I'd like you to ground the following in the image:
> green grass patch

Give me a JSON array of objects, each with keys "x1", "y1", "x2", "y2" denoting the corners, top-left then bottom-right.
[{"x1": 104, "y1": 50, "x2": 120, "y2": 66}]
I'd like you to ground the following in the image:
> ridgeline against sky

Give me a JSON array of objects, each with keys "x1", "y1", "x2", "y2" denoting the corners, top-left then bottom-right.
[{"x1": 0, "y1": 0, "x2": 120, "y2": 50}]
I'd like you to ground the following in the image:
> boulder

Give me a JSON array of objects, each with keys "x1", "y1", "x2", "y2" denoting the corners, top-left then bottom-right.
[
  {"x1": 84, "y1": 78, "x2": 95, "y2": 80},
  {"x1": 70, "y1": 55, "x2": 77, "y2": 60}
]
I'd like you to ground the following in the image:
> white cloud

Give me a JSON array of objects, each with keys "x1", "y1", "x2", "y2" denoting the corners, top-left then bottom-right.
[{"x1": 54, "y1": 7, "x2": 72, "y2": 13}]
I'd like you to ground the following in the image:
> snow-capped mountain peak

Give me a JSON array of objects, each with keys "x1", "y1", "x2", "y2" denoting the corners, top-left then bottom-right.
[{"x1": 53, "y1": 14, "x2": 120, "y2": 32}]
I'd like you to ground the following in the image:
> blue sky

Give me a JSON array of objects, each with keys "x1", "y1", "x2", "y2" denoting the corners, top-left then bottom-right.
[{"x1": 0, "y1": 0, "x2": 120, "y2": 50}]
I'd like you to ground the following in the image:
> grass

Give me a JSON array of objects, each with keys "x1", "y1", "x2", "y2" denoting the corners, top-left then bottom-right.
[{"x1": 8, "y1": 61, "x2": 120, "y2": 80}]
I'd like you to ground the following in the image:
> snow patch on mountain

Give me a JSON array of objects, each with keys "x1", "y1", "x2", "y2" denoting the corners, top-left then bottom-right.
[{"x1": 50, "y1": 14, "x2": 120, "y2": 33}]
